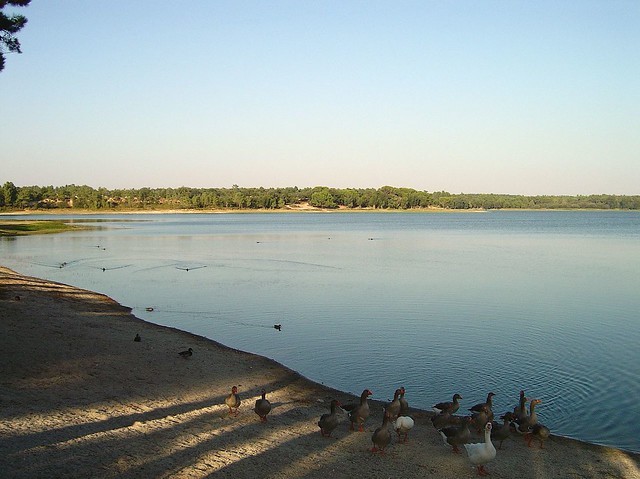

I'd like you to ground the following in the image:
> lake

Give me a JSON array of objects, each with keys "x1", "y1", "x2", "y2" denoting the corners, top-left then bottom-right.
[{"x1": 2, "y1": 210, "x2": 639, "y2": 453}]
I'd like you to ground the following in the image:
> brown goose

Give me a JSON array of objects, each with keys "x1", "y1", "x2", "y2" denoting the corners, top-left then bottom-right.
[
  {"x1": 439, "y1": 416, "x2": 472, "y2": 453},
  {"x1": 515, "y1": 398, "x2": 541, "y2": 434},
  {"x1": 371, "y1": 410, "x2": 392, "y2": 454},
  {"x1": 386, "y1": 388, "x2": 403, "y2": 421},
  {"x1": 526, "y1": 423, "x2": 551, "y2": 448},
  {"x1": 318, "y1": 399, "x2": 342, "y2": 437},
  {"x1": 433, "y1": 393, "x2": 463, "y2": 414},
  {"x1": 342, "y1": 389, "x2": 373, "y2": 432},
  {"x1": 225, "y1": 386, "x2": 241, "y2": 415},
  {"x1": 399, "y1": 386, "x2": 409, "y2": 412},
  {"x1": 254, "y1": 389, "x2": 271, "y2": 422},
  {"x1": 471, "y1": 405, "x2": 492, "y2": 433},
  {"x1": 431, "y1": 410, "x2": 453, "y2": 429},
  {"x1": 514, "y1": 390, "x2": 528, "y2": 422},
  {"x1": 470, "y1": 392, "x2": 495, "y2": 414},
  {"x1": 178, "y1": 347, "x2": 193, "y2": 358},
  {"x1": 491, "y1": 412, "x2": 515, "y2": 449}
]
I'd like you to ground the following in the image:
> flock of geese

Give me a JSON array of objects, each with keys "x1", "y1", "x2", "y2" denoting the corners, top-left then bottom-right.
[
  {"x1": 216, "y1": 375, "x2": 551, "y2": 477},
  {"x1": 174, "y1": 345, "x2": 550, "y2": 476}
]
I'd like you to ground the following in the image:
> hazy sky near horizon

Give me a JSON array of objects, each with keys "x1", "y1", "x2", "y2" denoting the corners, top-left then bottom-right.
[{"x1": 1, "y1": 1, "x2": 638, "y2": 195}]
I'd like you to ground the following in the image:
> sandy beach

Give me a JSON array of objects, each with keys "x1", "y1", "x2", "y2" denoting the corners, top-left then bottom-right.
[{"x1": 1, "y1": 266, "x2": 639, "y2": 478}]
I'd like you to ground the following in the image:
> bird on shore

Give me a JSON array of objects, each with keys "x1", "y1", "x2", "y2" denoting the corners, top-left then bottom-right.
[
  {"x1": 470, "y1": 392, "x2": 495, "y2": 415},
  {"x1": 515, "y1": 398, "x2": 541, "y2": 434},
  {"x1": 318, "y1": 399, "x2": 342, "y2": 437},
  {"x1": 433, "y1": 393, "x2": 463, "y2": 414},
  {"x1": 254, "y1": 389, "x2": 272, "y2": 422},
  {"x1": 431, "y1": 410, "x2": 454, "y2": 429},
  {"x1": 225, "y1": 386, "x2": 241, "y2": 416},
  {"x1": 178, "y1": 347, "x2": 193, "y2": 358},
  {"x1": 464, "y1": 422, "x2": 496, "y2": 476},
  {"x1": 439, "y1": 416, "x2": 472, "y2": 453},
  {"x1": 491, "y1": 412, "x2": 515, "y2": 450},
  {"x1": 471, "y1": 405, "x2": 493, "y2": 433},
  {"x1": 371, "y1": 409, "x2": 392, "y2": 454},
  {"x1": 134, "y1": 333, "x2": 141, "y2": 342},
  {"x1": 386, "y1": 388, "x2": 403, "y2": 421},
  {"x1": 525, "y1": 423, "x2": 551, "y2": 448},
  {"x1": 394, "y1": 393, "x2": 415, "y2": 443},
  {"x1": 342, "y1": 389, "x2": 373, "y2": 432},
  {"x1": 514, "y1": 390, "x2": 528, "y2": 422}
]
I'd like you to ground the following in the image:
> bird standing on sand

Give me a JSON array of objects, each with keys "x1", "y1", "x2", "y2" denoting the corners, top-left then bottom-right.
[
  {"x1": 433, "y1": 393, "x2": 463, "y2": 414},
  {"x1": 386, "y1": 388, "x2": 403, "y2": 421},
  {"x1": 394, "y1": 391, "x2": 415, "y2": 443},
  {"x1": 526, "y1": 423, "x2": 551, "y2": 448},
  {"x1": 318, "y1": 399, "x2": 342, "y2": 437},
  {"x1": 254, "y1": 389, "x2": 272, "y2": 422},
  {"x1": 341, "y1": 389, "x2": 373, "y2": 432},
  {"x1": 225, "y1": 386, "x2": 241, "y2": 416},
  {"x1": 134, "y1": 333, "x2": 141, "y2": 342},
  {"x1": 371, "y1": 409, "x2": 392, "y2": 454},
  {"x1": 439, "y1": 416, "x2": 472, "y2": 453},
  {"x1": 179, "y1": 347, "x2": 193, "y2": 358},
  {"x1": 464, "y1": 422, "x2": 496, "y2": 476}
]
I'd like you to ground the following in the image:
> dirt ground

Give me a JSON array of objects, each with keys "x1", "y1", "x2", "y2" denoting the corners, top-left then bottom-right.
[{"x1": 1, "y1": 266, "x2": 639, "y2": 479}]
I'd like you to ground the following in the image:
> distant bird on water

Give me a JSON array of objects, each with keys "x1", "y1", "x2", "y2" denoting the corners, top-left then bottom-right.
[
  {"x1": 273, "y1": 324, "x2": 282, "y2": 331},
  {"x1": 179, "y1": 347, "x2": 193, "y2": 358}
]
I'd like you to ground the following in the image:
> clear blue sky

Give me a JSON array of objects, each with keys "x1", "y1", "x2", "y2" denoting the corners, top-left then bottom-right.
[{"x1": 1, "y1": 1, "x2": 638, "y2": 195}]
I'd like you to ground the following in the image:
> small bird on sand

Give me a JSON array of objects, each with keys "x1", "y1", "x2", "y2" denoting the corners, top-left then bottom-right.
[
  {"x1": 254, "y1": 389, "x2": 272, "y2": 422},
  {"x1": 225, "y1": 386, "x2": 241, "y2": 415},
  {"x1": 179, "y1": 347, "x2": 193, "y2": 358},
  {"x1": 134, "y1": 333, "x2": 141, "y2": 342},
  {"x1": 318, "y1": 399, "x2": 342, "y2": 437}
]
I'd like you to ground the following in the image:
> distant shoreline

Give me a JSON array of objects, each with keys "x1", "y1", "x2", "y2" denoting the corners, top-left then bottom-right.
[{"x1": 2, "y1": 206, "x2": 639, "y2": 216}]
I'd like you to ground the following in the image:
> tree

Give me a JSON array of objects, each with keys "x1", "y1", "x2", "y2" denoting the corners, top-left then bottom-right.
[{"x1": 0, "y1": 0, "x2": 30, "y2": 72}]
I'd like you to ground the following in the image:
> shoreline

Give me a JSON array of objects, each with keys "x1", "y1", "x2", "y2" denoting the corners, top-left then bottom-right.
[{"x1": 1, "y1": 266, "x2": 639, "y2": 478}]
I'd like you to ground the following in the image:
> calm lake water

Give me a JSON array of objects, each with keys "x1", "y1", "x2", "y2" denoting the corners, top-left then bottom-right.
[{"x1": 2, "y1": 211, "x2": 639, "y2": 453}]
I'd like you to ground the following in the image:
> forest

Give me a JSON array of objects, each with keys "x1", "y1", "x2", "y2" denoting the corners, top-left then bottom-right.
[{"x1": 1, "y1": 181, "x2": 639, "y2": 211}]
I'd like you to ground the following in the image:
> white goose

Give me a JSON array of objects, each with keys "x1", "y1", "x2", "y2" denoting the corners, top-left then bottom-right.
[
  {"x1": 394, "y1": 389, "x2": 414, "y2": 443},
  {"x1": 464, "y1": 422, "x2": 496, "y2": 476}
]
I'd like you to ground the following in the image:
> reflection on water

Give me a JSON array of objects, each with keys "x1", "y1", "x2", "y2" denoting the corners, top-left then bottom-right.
[{"x1": 2, "y1": 211, "x2": 639, "y2": 452}]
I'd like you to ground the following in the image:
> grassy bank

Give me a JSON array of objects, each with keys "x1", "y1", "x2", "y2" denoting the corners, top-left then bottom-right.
[{"x1": 0, "y1": 220, "x2": 83, "y2": 236}]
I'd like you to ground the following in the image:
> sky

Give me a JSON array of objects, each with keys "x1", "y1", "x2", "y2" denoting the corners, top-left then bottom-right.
[{"x1": 1, "y1": 1, "x2": 639, "y2": 195}]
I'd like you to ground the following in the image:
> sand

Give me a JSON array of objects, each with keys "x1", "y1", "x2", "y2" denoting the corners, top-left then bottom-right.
[{"x1": 1, "y1": 266, "x2": 639, "y2": 479}]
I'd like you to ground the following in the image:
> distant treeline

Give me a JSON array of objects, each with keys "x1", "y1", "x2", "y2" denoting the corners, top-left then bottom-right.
[{"x1": 1, "y1": 181, "x2": 639, "y2": 211}]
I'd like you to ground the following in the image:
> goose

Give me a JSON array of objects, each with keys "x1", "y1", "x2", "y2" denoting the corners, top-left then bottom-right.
[
  {"x1": 394, "y1": 396, "x2": 414, "y2": 443},
  {"x1": 134, "y1": 333, "x2": 141, "y2": 342},
  {"x1": 399, "y1": 386, "x2": 409, "y2": 412},
  {"x1": 386, "y1": 388, "x2": 403, "y2": 421},
  {"x1": 254, "y1": 389, "x2": 271, "y2": 422},
  {"x1": 471, "y1": 405, "x2": 492, "y2": 433},
  {"x1": 491, "y1": 412, "x2": 515, "y2": 449},
  {"x1": 433, "y1": 393, "x2": 463, "y2": 414},
  {"x1": 178, "y1": 347, "x2": 193, "y2": 358},
  {"x1": 431, "y1": 410, "x2": 453, "y2": 429},
  {"x1": 318, "y1": 399, "x2": 342, "y2": 437},
  {"x1": 341, "y1": 389, "x2": 373, "y2": 432},
  {"x1": 439, "y1": 416, "x2": 472, "y2": 453},
  {"x1": 225, "y1": 386, "x2": 241, "y2": 416},
  {"x1": 464, "y1": 422, "x2": 496, "y2": 476},
  {"x1": 514, "y1": 390, "x2": 528, "y2": 422},
  {"x1": 470, "y1": 392, "x2": 495, "y2": 415},
  {"x1": 371, "y1": 410, "x2": 392, "y2": 454},
  {"x1": 526, "y1": 423, "x2": 551, "y2": 448},
  {"x1": 515, "y1": 398, "x2": 541, "y2": 434}
]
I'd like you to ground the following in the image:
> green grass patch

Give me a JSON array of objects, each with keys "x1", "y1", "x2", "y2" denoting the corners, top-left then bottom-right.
[{"x1": 0, "y1": 220, "x2": 80, "y2": 236}]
